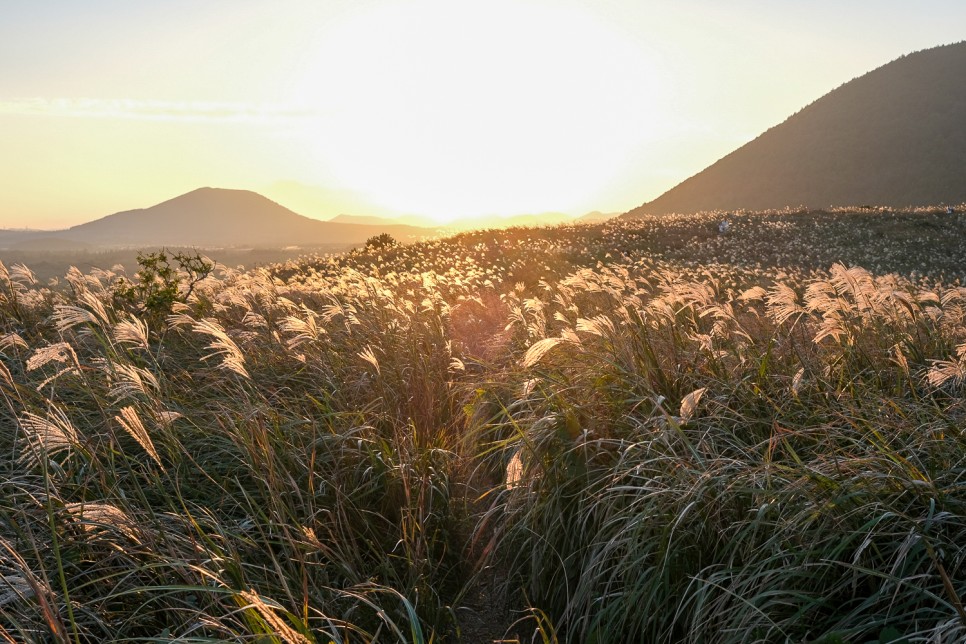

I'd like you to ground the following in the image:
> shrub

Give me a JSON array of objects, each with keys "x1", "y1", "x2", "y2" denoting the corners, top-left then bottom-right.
[
  {"x1": 364, "y1": 233, "x2": 399, "y2": 251},
  {"x1": 112, "y1": 249, "x2": 213, "y2": 317}
]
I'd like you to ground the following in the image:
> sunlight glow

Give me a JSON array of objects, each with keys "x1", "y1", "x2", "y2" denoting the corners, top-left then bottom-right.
[
  {"x1": 0, "y1": 98, "x2": 307, "y2": 123},
  {"x1": 289, "y1": 0, "x2": 662, "y2": 221},
  {"x1": 4, "y1": 1, "x2": 964, "y2": 228}
]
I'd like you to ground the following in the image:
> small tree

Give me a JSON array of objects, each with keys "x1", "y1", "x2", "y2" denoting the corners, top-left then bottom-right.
[
  {"x1": 113, "y1": 250, "x2": 213, "y2": 317},
  {"x1": 364, "y1": 233, "x2": 398, "y2": 251}
]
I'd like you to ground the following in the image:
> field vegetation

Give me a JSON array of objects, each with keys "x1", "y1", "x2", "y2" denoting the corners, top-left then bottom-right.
[{"x1": 1, "y1": 205, "x2": 965, "y2": 642}]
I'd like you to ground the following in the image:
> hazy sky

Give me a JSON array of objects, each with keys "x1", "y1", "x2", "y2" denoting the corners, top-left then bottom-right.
[{"x1": 1, "y1": 1, "x2": 964, "y2": 227}]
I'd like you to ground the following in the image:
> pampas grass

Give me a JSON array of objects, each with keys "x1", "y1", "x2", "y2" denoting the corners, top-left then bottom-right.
[{"x1": 1, "y1": 206, "x2": 965, "y2": 641}]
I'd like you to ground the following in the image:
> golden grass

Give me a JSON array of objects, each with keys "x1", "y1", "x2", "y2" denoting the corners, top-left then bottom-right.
[{"x1": 0, "y1": 205, "x2": 965, "y2": 641}]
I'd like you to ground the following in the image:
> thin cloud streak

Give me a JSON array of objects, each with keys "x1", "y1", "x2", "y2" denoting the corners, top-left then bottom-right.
[{"x1": 0, "y1": 98, "x2": 316, "y2": 123}]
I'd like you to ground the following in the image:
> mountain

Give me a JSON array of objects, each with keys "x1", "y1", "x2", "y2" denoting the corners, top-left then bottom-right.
[
  {"x1": 262, "y1": 180, "x2": 400, "y2": 221},
  {"x1": 627, "y1": 41, "x2": 966, "y2": 216},
  {"x1": 331, "y1": 211, "x2": 584, "y2": 230},
  {"x1": 0, "y1": 229, "x2": 47, "y2": 249},
  {"x1": 488, "y1": 212, "x2": 574, "y2": 228},
  {"x1": 9, "y1": 237, "x2": 92, "y2": 252},
  {"x1": 62, "y1": 187, "x2": 435, "y2": 248},
  {"x1": 329, "y1": 213, "x2": 439, "y2": 228},
  {"x1": 329, "y1": 213, "x2": 407, "y2": 226},
  {"x1": 574, "y1": 211, "x2": 618, "y2": 223}
]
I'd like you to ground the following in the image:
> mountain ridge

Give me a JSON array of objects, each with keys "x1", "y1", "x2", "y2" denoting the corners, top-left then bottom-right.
[
  {"x1": 626, "y1": 41, "x2": 966, "y2": 216},
  {"x1": 2, "y1": 188, "x2": 617, "y2": 252},
  {"x1": 10, "y1": 187, "x2": 436, "y2": 250}
]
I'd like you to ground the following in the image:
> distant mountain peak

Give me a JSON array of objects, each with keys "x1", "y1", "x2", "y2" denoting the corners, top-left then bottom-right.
[
  {"x1": 152, "y1": 186, "x2": 283, "y2": 207},
  {"x1": 60, "y1": 187, "x2": 436, "y2": 248}
]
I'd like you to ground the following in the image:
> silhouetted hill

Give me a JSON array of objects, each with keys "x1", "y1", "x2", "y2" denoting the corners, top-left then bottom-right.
[
  {"x1": 329, "y1": 213, "x2": 441, "y2": 228},
  {"x1": 331, "y1": 211, "x2": 585, "y2": 230},
  {"x1": 0, "y1": 230, "x2": 47, "y2": 249},
  {"x1": 63, "y1": 188, "x2": 435, "y2": 247},
  {"x1": 329, "y1": 213, "x2": 414, "y2": 227},
  {"x1": 10, "y1": 237, "x2": 92, "y2": 252},
  {"x1": 492, "y1": 212, "x2": 573, "y2": 228},
  {"x1": 627, "y1": 41, "x2": 966, "y2": 216},
  {"x1": 575, "y1": 211, "x2": 618, "y2": 223}
]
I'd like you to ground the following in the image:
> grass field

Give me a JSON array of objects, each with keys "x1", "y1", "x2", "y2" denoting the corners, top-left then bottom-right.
[{"x1": 1, "y1": 205, "x2": 965, "y2": 642}]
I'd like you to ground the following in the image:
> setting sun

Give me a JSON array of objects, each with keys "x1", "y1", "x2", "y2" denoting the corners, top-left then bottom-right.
[{"x1": 288, "y1": 1, "x2": 660, "y2": 221}]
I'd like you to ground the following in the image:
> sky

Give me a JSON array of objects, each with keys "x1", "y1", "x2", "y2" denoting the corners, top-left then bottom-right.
[{"x1": 1, "y1": 1, "x2": 964, "y2": 228}]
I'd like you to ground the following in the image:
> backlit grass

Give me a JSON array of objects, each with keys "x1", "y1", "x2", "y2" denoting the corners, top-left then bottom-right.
[{"x1": 1, "y1": 205, "x2": 965, "y2": 642}]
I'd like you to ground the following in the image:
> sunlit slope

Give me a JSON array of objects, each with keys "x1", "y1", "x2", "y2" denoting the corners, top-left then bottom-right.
[
  {"x1": 628, "y1": 41, "x2": 966, "y2": 215},
  {"x1": 65, "y1": 187, "x2": 435, "y2": 247}
]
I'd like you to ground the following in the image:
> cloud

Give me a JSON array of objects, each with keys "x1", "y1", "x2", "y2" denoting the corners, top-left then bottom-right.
[{"x1": 0, "y1": 98, "x2": 315, "y2": 123}]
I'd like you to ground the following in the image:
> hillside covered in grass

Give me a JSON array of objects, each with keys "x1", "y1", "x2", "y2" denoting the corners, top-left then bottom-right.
[
  {"x1": 2, "y1": 206, "x2": 966, "y2": 642},
  {"x1": 629, "y1": 41, "x2": 966, "y2": 215}
]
